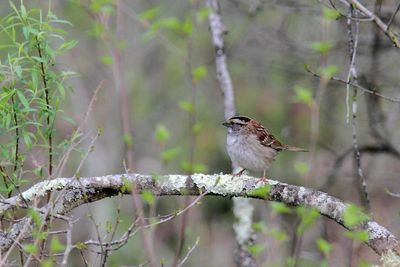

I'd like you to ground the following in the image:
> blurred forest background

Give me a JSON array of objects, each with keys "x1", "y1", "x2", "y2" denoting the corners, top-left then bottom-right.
[{"x1": 1, "y1": 0, "x2": 400, "y2": 266}]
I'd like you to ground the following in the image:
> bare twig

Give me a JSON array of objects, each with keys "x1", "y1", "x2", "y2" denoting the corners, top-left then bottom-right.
[
  {"x1": 99, "y1": 0, "x2": 136, "y2": 171},
  {"x1": 61, "y1": 219, "x2": 73, "y2": 266},
  {"x1": 346, "y1": 6, "x2": 371, "y2": 211},
  {"x1": 387, "y1": 1, "x2": 400, "y2": 30},
  {"x1": 305, "y1": 67, "x2": 400, "y2": 103},
  {"x1": 322, "y1": 143, "x2": 400, "y2": 190},
  {"x1": 173, "y1": 3, "x2": 200, "y2": 264},
  {"x1": 177, "y1": 237, "x2": 200, "y2": 267},
  {"x1": 347, "y1": 0, "x2": 400, "y2": 47}
]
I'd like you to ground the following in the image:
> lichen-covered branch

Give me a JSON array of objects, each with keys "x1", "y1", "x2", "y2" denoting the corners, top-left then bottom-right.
[{"x1": 0, "y1": 173, "x2": 399, "y2": 259}]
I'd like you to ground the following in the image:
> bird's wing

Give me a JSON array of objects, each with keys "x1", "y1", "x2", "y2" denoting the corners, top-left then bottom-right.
[{"x1": 250, "y1": 121, "x2": 286, "y2": 151}]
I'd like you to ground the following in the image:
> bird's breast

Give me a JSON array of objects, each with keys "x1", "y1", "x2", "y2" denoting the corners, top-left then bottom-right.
[{"x1": 226, "y1": 134, "x2": 277, "y2": 171}]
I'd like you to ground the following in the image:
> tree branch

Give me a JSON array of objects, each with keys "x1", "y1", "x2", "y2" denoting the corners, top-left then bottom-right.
[
  {"x1": 0, "y1": 173, "x2": 399, "y2": 259},
  {"x1": 347, "y1": 0, "x2": 400, "y2": 48},
  {"x1": 206, "y1": 1, "x2": 256, "y2": 266}
]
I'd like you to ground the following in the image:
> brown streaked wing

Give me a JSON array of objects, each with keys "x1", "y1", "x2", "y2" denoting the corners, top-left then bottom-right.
[{"x1": 250, "y1": 120, "x2": 285, "y2": 151}]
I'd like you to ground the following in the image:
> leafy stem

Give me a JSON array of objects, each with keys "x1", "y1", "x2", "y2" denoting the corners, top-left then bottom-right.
[{"x1": 36, "y1": 37, "x2": 53, "y2": 177}]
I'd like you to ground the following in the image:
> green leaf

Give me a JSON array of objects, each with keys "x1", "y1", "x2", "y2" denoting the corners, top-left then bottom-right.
[
  {"x1": 142, "y1": 29, "x2": 157, "y2": 41},
  {"x1": 196, "y1": 7, "x2": 210, "y2": 23},
  {"x1": 323, "y1": 7, "x2": 341, "y2": 20},
  {"x1": 252, "y1": 221, "x2": 266, "y2": 232},
  {"x1": 344, "y1": 230, "x2": 369, "y2": 242},
  {"x1": 267, "y1": 228, "x2": 288, "y2": 242},
  {"x1": 90, "y1": 0, "x2": 113, "y2": 13},
  {"x1": 296, "y1": 207, "x2": 320, "y2": 235},
  {"x1": 293, "y1": 85, "x2": 313, "y2": 105},
  {"x1": 90, "y1": 22, "x2": 103, "y2": 37},
  {"x1": 181, "y1": 18, "x2": 193, "y2": 35},
  {"x1": 343, "y1": 204, "x2": 369, "y2": 227},
  {"x1": 179, "y1": 101, "x2": 193, "y2": 112},
  {"x1": 270, "y1": 202, "x2": 291, "y2": 214},
  {"x1": 50, "y1": 236, "x2": 65, "y2": 253},
  {"x1": 100, "y1": 55, "x2": 113, "y2": 65},
  {"x1": 14, "y1": 65, "x2": 22, "y2": 78},
  {"x1": 248, "y1": 185, "x2": 270, "y2": 199},
  {"x1": 28, "y1": 208, "x2": 41, "y2": 226},
  {"x1": 358, "y1": 260, "x2": 372, "y2": 267},
  {"x1": 192, "y1": 65, "x2": 207, "y2": 82},
  {"x1": 121, "y1": 177, "x2": 133, "y2": 193},
  {"x1": 75, "y1": 241, "x2": 87, "y2": 250},
  {"x1": 22, "y1": 26, "x2": 29, "y2": 39},
  {"x1": 141, "y1": 190, "x2": 155, "y2": 206},
  {"x1": 154, "y1": 124, "x2": 170, "y2": 143},
  {"x1": 31, "y1": 68, "x2": 39, "y2": 89},
  {"x1": 316, "y1": 238, "x2": 332, "y2": 257},
  {"x1": 294, "y1": 161, "x2": 309, "y2": 175},
  {"x1": 193, "y1": 163, "x2": 208, "y2": 173},
  {"x1": 180, "y1": 161, "x2": 208, "y2": 173},
  {"x1": 319, "y1": 65, "x2": 338, "y2": 79},
  {"x1": 22, "y1": 129, "x2": 32, "y2": 149},
  {"x1": 192, "y1": 122, "x2": 203, "y2": 135},
  {"x1": 161, "y1": 146, "x2": 181, "y2": 162},
  {"x1": 156, "y1": 17, "x2": 181, "y2": 31},
  {"x1": 138, "y1": 6, "x2": 161, "y2": 21},
  {"x1": 23, "y1": 243, "x2": 37, "y2": 254},
  {"x1": 16, "y1": 91, "x2": 29, "y2": 110},
  {"x1": 286, "y1": 257, "x2": 295, "y2": 267},
  {"x1": 310, "y1": 41, "x2": 333, "y2": 54},
  {"x1": 41, "y1": 259, "x2": 53, "y2": 267},
  {"x1": 123, "y1": 133, "x2": 133, "y2": 147},
  {"x1": 58, "y1": 40, "x2": 78, "y2": 51},
  {"x1": 248, "y1": 243, "x2": 265, "y2": 256},
  {"x1": 20, "y1": 3, "x2": 27, "y2": 19},
  {"x1": 106, "y1": 221, "x2": 113, "y2": 233}
]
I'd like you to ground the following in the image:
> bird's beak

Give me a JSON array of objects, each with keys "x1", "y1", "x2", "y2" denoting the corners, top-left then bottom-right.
[{"x1": 222, "y1": 121, "x2": 230, "y2": 127}]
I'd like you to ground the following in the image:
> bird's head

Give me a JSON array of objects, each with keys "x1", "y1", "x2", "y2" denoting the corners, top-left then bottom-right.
[{"x1": 222, "y1": 115, "x2": 252, "y2": 133}]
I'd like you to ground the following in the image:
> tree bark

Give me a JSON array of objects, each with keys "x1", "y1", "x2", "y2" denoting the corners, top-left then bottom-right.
[{"x1": 0, "y1": 173, "x2": 399, "y2": 259}]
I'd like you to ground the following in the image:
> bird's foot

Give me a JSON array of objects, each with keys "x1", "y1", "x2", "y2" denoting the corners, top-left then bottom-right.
[
  {"x1": 259, "y1": 176, "x2": 269, "y2": 183},
  {"x1": 231, "y1": 168, "x2": 246, "y2": 180}
]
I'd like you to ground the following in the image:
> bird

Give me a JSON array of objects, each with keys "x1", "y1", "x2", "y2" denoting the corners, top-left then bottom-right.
[{"x1": 222, "y1": 115, "x2": 307, "y2": 181}]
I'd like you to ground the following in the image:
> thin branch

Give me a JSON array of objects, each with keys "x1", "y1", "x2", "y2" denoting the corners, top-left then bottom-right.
[
  {"x1": 173, "y1": 3, "x2": 201, "y2": 264},
  {"x1": 0, "y1": 173, "x2": 399, "y2": 257},
  {"x1": 305, "y1": 67, "x2": 400, "y2": 103},
  {"x1": 346, "y1": 5, "x2": 371, "y2": 211},
  {"x1": 347, "y1": 0, "x2": 400, "y2": 48},
  {"x1": 36, "y1": 37, "x2": 53, "y2": 177},
  {"x1": 177, "y1": 237, "x2": 200, "y2": 267},
  {"x1": 207, "y1": 0, "x2": 236, "y2": 119},
  {"x1": 99, "y1": 1, "x2": 136, "y2": 171},
  {"x1": 387, "y1": 1, "x2": 400, "y2": 30},
  {"x1": 322, "y1": 143, "x2": 400, "y2": 190}
]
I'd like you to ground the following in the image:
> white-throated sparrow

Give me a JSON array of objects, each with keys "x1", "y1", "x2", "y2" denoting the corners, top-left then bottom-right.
[{"x1": 222, "y1": 115, "x2": 307, "y2": 180}]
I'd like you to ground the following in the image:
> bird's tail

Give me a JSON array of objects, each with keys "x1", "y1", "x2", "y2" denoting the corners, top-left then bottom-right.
[{"x1": 284, "y1": 145, "x2": 308, "y2": 152}]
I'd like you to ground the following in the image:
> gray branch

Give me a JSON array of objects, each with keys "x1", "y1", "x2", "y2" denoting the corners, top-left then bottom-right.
[
  {"x1": 0, "y1": 173, "x2": 399, "y2": 261},
  {"x1": 206, "y1": 1, "x2": 256, "y2": 266},
  {"x1": 346, "y1": 0, "x2": 400, "y2": 48},
  {"x1": 207, "y1": 0, "x2": 236, "y2": 120}
]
